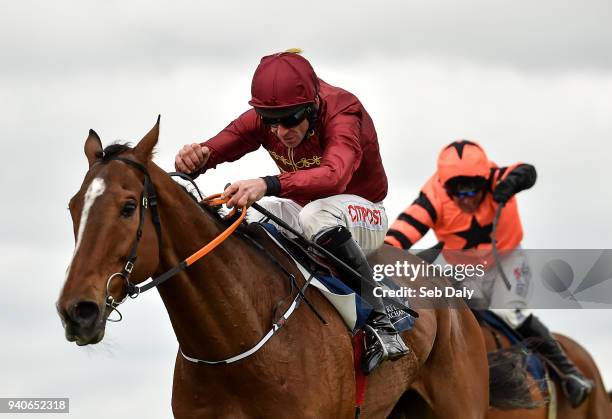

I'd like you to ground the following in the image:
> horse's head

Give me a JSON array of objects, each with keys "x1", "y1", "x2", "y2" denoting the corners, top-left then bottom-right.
[{"x1": 57, "y1": 118, "x2": 162, "y2": 345}]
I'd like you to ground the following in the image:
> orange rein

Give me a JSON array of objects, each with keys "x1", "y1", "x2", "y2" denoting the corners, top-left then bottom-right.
[{"x1": 184, "y1": 193, "x2": 247, "y2": 267}]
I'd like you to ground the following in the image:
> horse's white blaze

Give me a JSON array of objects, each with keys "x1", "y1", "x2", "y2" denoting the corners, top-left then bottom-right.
[{"x1": 64, "y1": 177, "x2": 106, "y2": 280}]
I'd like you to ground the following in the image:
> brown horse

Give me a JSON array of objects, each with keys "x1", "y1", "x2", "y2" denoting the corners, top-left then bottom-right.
[
  {"x1": 58, "y1": 119, "x2": 528, "y2": 418},
  {"x1": 481, "y1": 321, "x2": 612, "y2": 419}
]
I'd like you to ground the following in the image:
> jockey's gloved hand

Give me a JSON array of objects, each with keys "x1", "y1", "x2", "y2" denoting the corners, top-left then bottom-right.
[
  {"x1": 492, "y1": 178, "x2": 516, "y2": 203},
  {"x1": 492, "y1": 163, "x2": 537, "y2": 204}
]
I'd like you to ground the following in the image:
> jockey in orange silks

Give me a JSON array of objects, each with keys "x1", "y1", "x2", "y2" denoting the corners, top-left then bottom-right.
[{"x1": 385, "y1": 140, "x2": 592, "y2": 407}]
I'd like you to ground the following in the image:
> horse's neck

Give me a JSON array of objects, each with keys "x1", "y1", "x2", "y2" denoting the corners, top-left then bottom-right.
[{"x1": 151, "y1": 169, "x2": 279, "y2": 360}]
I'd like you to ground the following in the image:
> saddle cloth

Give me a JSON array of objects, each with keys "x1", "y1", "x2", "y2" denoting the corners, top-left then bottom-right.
[{"x1": 251, "y1": 222, "x2": 416, "y2": 334}]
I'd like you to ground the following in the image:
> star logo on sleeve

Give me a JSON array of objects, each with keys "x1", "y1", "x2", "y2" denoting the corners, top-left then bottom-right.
[{"x1": 454, "y1": 216, "x2": 493, "y2": 249}]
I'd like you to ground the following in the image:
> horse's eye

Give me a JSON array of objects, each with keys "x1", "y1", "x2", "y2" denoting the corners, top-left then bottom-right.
[{"x1": 120, "y1": 201, "x2": 137, "y2": 218}]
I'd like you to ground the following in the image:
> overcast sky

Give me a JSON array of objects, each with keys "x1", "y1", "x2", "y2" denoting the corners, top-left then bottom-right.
[{"x1": 1, "y1": 1, "x2": 611, "y2": 417}]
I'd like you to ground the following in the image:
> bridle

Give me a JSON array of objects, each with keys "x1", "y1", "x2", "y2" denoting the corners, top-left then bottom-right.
[
  {"x1": 103, "y1": 157, "x2": 161, "y2": 315},
  {"x1": 99, "y1": 156, "x2": 246, "y2": 321}
]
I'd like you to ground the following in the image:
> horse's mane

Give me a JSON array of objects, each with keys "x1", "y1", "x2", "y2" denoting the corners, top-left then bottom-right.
[{"x1": 178, "y1": 182, "x2": 226, "y2": 221}]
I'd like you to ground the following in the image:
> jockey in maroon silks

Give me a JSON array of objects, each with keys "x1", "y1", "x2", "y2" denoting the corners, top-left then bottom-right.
[{"x1": 175, "y1": 50, "x2": 408, "y2": 374}]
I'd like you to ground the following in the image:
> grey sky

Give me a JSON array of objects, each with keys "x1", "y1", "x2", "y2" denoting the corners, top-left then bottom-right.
[
  {"x1": 2, "y1": 0, "x2": 612, "y2": 76},
  {"x1": 1, "y1": 1, "x2": 611, "y2": 418}
]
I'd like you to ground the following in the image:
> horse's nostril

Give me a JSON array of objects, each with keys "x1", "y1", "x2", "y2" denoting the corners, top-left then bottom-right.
[{"x1": 71, "y1": 301, "x2": 100, "y2": 327}]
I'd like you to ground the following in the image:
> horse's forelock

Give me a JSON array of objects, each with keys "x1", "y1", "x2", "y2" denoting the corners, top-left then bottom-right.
[{"x1": 96, "y1": 142, "x2": 133, "y2": 162}]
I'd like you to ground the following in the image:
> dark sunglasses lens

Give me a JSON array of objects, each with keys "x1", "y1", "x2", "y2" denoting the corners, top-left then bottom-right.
[
  {"x1": 259, "y1": 106, "x2": 309, "y2": 127},
  {"x1": 446, "y1": 185, "x2": 479, "y2": 198},
  {"x1": 280, "y1": 113, "x2": 304, "y2": 128},
  {"x1": 261, "y1": 116, "x2": 280, "y2": 126},
  {"x1": 445, "y1": 176, "x2": 487, "y2": 199}
]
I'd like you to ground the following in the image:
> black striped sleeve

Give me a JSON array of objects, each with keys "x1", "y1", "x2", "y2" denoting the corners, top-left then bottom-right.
[
  {"x1": 397, "y1": 213, "x2": 430, "y2": 236},
  {"x1": 412, "y1": 191, "x2": 437, "y2": 224},
  {"x1": 491, "y1": 166, "x2": 508, "y2": 182},
  {"x1": 386, "y1": 229, "x2": 413, "y2": 250},
  {"x1": 489, "y1": 167, "x2": 508, "y2": 191}
]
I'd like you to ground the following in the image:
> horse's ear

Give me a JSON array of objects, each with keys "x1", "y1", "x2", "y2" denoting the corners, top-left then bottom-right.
[
  {"x1": 84, "y1": 129, "x2": 103, "y2": 167},
  {"x1": 133, "y1": 115, "x2": 160, "y2": 162}
]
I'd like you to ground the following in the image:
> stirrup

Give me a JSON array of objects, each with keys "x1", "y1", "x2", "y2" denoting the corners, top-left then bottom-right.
[{"x1": 365, "y1": 324, "x2": 389, "y2": 360}]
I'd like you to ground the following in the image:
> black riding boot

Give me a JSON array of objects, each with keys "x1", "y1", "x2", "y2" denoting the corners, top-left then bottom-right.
[
  {"x1": 517, "y1": 315, "x2": 593, "y2": 408},
  {"x1": 314, "y1": 226, "x2": 410, "y2": 375}
]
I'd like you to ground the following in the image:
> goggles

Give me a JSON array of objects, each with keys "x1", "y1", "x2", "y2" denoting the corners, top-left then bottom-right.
[
  {"x1": 256, "y1": 104, "x2": 312, "y2": 128},
  {"x1": 445, "y1": 176, "x2": 487, "y2": 199},
  {"x1": 450, "y1": 189, "x2": 479, "y2": 199}
]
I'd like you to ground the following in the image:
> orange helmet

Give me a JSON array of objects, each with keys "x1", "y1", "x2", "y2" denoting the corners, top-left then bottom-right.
[
  {"x1": 437, "y1": 140, "x2": 489, "y2": 185},
  {"x1": 248, "y1": 52, "x2": 319, "y2": 110}
]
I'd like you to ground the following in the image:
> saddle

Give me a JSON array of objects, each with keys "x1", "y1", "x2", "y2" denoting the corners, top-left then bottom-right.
[{"x1": 473, "y1": 309, "x2": 547, "y2": 390}]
